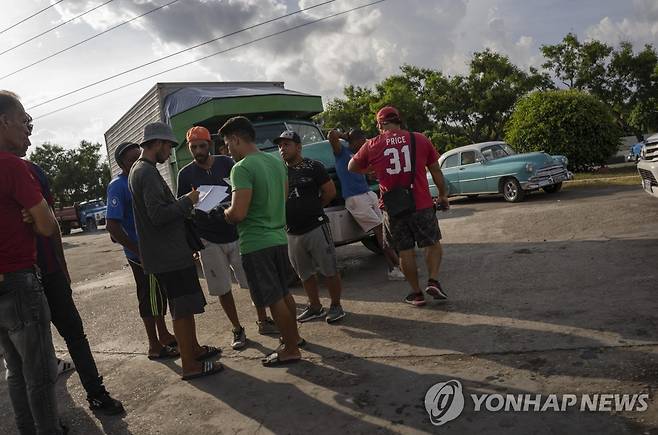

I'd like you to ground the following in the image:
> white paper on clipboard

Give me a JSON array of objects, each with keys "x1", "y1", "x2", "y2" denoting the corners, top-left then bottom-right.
[{"x1": 195, "y1": 185, "x2": 229, "y2": 213}]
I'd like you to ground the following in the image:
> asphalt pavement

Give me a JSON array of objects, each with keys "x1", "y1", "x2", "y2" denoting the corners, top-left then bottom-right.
[{"x1": 1, "y1": 185, "x2": 657, "y2": 434}]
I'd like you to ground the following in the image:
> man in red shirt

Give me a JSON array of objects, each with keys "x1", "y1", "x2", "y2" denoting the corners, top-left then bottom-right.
[
  {"x1": 349, "y1": 106, "x2": 450, "y2": 306},
  {"x1": 0, "y1": 90, "x2": 64, "y2": 434}
]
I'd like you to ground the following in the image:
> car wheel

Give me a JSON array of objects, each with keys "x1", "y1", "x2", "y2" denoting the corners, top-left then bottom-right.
[
  {"x1": 60, "y1": 222, "x2": 71, "y2": 235},
  {"x1": 361, "y1": 235, "x2": 383, "y2": 254},
  {"x1": 543, "y1": 182, "x2": 563, "y2": 194},
  {"x1": 501, "y1": 177, "x2": 525, "y2": 203},
  {"x1": 85, "y1": 218, "x2": 97, "y2": 232}
]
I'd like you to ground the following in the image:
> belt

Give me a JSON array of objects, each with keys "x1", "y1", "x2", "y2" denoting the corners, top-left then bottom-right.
[{"x1": 0, "y1": 266, "x2": 39, "y2": 282}]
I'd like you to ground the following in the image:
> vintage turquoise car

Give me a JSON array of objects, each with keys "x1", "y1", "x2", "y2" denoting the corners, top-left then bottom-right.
[{"x1": 428, "y1": 141, "x2": 573, "y2": 202}]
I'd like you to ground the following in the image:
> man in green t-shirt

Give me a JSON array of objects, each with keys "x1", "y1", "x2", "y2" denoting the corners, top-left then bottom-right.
[{"x1": 220, "y1": 116, "x2": 302, "y2": 367}]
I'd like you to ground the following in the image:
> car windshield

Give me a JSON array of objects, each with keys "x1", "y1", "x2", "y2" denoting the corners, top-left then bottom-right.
[
  {"x1": 254, "y1": 122, "x2": 324, "y2": 150},
  {"x1": 480, "y1": 144, "x2": 516, "y2": 161}
]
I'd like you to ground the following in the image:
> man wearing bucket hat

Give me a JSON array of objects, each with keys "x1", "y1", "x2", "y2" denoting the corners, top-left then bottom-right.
[
  {"x1": 107, "y1": 141, "x2": 178, "y2": 361},
  {"x1": 129, "y1": 122, "x2": 222, "y2": 380},
  {"x1": 348, "y1": 106, "x2": 451, "y2": 307},
  {"x1": 177, "y1": 126, "x2": 280, "y2": 350}
]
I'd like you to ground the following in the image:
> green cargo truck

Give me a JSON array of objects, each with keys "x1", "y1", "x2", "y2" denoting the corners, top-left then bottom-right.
[{"x1": 105, "y1": 81, "x2": 380, "y2": 252}]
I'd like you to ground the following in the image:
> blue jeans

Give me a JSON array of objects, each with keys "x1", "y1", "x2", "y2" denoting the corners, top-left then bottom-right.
[{"x1": 0, "y1": 269, "x2": 62, "y2": 435}]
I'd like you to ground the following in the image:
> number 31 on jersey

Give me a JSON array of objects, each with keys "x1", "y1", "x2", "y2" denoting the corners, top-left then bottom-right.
[{"x1": 384, "y1": 145, "x2": 412, "y2": 175}]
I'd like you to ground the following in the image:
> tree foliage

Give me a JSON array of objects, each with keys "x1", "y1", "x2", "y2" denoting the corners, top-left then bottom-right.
[
  {"x1": 30, "y1": 141, "x2": 111, "y2": 206},
  {"x1": 541, "y1": 33, "x2": 658, "y2": 139},
  {"x1": 317, "y1": 50, "x2": 551, "y2": 153},
  {"x1": 318, "y1": 33, "x2": 654, "y2": 162},
  {"x1": 505, "y1": 90, "x2": 622, "y2": 171}
]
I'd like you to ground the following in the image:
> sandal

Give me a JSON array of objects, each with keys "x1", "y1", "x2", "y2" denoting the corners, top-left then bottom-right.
[
  {"x1": 261, "y1": 352, "x2": 301, "y2": 367},
  {"x1": 181, "y1": 360, "x2": 224, "y2": 381},
  {"x1": 195, "y1": 345, "x2": 221, "y2": 361},
  {"x1": 278, "y1": 337, "x2": 307, "y2": 348},
  {"x1": 148, "y1": 345, "x2": 180, "y2": 360},
  {"x1": 163, "y1": 340, "x2": 178, "y2": 348}
]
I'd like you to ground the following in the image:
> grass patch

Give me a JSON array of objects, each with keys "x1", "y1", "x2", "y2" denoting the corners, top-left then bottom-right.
[
  {"x1": 573, "y1": 165, "x2": 639, "y2": 180},
  {"x1": 564, "y1": 175, "x2": 641, "y2": 188}
]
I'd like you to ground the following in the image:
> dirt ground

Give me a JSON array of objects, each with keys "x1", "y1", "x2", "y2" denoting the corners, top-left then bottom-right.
[{"x1": 1, "y1": 185, "x2": 658, "y2": 434}]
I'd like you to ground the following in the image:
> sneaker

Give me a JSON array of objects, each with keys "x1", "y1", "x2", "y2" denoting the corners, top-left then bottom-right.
[
  {"x1": 231, "y1": 327, "x2": 247, "y2": 350},
  {"x1": 425, "y1": 279, "x2": 448, "y2": 300},
  {"x1": 88, "y1": 391, "x2": 125, "y2": 416},
  {"x1": 404, "y1": 292, "x2": 426, "y2": 307},
  {"x1": 326, "y1": 305, "x2": 346, "y2": 323},
  {"x1": 257, "y1": 317, "x2": 279, "y2": 335},
  {"x1": 387, "y1": 267, "x2": 406, "y2": 281},
  {"x1": 56, "y1": 358, "x2": 75, "y2": 378},
  {"x1": 296, "y1": 305, "x2": 327, "y2": 323}
]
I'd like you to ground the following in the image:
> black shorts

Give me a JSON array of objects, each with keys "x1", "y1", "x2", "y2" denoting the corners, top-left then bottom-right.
[
  {"x1": 128, "y1": 260, "x2": 167, "y2": 318},
  {"x1": 242, "y1": 245, "x2": 291, "y2": 308},
  {"x1": 153, "y1": 265, "x2": 206, "y2": 320},
  {"x1": 383, "y1": 207, "x2": 442, "y2": 251}
]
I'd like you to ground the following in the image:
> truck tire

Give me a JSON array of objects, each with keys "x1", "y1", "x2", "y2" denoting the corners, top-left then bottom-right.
[
  {"x1": 361, "y1": 235, "x2": 383, "y2": 254},
  {"x1": 85, "y1": 218, "x2": 97, "y2": 232},
  {"x1": 60, "y1": 223, "x2": 71, "y2": 235}
]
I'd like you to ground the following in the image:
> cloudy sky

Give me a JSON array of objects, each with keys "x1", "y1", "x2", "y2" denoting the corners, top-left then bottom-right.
[{"x1": 0, "y1": 0, "x2": 656, "y2": 154}]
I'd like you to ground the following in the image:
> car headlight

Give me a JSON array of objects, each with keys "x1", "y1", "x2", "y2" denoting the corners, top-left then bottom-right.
[
  {"x1": 525, "y1": 163, "x2": 535, "y2": 173},
  {"x1": 641, "y1": 146, "x2": 647, "y2": 160}
]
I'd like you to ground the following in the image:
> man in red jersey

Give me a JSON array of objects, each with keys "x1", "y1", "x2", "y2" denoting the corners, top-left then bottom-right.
[
  {"x1": 0, "y1": 90, "x2": 64, "y2": 434},
  {"x1": 348, "y1": 106, "x2": 450, "y2": 306}
]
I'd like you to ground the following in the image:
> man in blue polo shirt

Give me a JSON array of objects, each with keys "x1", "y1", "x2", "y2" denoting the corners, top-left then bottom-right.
[
  {"x1": 327, "y1": 128, "x2": 403, "y2": 280},
  {"x1": 106, "y1": 142, "x2": 178, "y2": 360}
]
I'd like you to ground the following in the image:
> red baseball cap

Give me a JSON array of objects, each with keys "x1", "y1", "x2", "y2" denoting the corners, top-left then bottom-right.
[
  {"x1": 186, "y1": 126, "x2": 211, "y2": 143},
  {"x1": 376, "y1": 106, "x2": 401, "y2": 123}
]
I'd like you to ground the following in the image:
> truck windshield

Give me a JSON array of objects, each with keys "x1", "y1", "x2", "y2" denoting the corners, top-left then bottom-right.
[{"x1": 254, "y1": 122, "x2": 324, "y2": 150}]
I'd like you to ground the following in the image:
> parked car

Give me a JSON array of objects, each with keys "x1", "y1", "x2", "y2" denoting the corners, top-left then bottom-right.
[
  {"x1": 637, "y1": 133, "x2": 658, "y2": 198},
  {"x1": 627, "y1": 142, "x2": 644, "y2": 162},
  {"x1": 54, "y1": 199, "x2": 107, "y2": 235},
  {"x1": 428, "y1": 141, "x2": 573, "y2": 202}
]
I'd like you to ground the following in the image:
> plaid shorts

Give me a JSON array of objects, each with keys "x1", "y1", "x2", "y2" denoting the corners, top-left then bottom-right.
[{"x1": 383, "y1": 207, "x2": 442, "y2": 251}]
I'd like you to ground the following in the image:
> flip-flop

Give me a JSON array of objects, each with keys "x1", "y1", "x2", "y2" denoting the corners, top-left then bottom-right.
[
  {"x1": 148, "y1": 345, "x2": 180, "y2": 360},
  {"x1": 181, "y1": 360, "x2": 224, "y2": 381},
  {"x1": 195, "y1": 345, "x2": 221, "y2": 361},
  {"x1": 261, "y1": 352, "x2": 301, "y2": 367}
]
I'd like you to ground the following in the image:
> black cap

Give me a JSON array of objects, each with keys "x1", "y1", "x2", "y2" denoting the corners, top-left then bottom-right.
[
  {"x1": 273, "y1": 130, "x2": 301, "y2": 145},
  {"x1": 114, "y1": 142, "x2": 139, "y2": 166}
]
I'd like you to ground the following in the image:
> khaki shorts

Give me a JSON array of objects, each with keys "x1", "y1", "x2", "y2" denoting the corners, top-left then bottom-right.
[
  {"x1": 345, "y1": 191, "x2": 383, "y2": 232},
  {"x1": 287, "y1": 223, "x2": 338, "y2": 282},
  {"x1": 199, "y1": 239, "x2": 248, "y2": 296}
]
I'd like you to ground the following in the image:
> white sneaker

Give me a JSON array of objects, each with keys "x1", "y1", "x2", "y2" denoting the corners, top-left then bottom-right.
[{"x1": 388, "y1": 267, "x2": 406, "y2": 281}]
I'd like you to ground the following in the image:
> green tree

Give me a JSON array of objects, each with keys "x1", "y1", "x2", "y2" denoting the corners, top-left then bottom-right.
[
  {"x1": 30, "y1": 140, "x2": 111, "y2": 206},
  {"x1": 604, "y1": 42, "x2": 658, "y2": 138},
  {"x1": 541, "y1": 32, "x2": 613, "y2": 91},
  {"x1": 541, "y1": 34, "x2": 658, "y2": 139},
  {"x1": 315, "y1": 85, "x2": 376, "y2": 135},
  {"x1": 505, "y1": 90, "x2": 622, "y2": 171}
]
